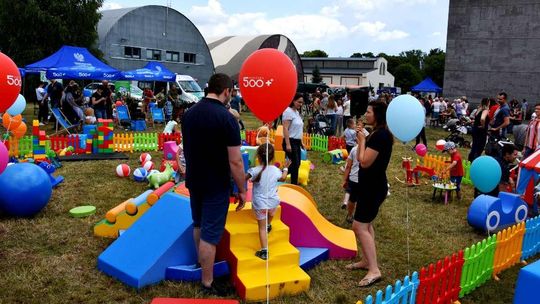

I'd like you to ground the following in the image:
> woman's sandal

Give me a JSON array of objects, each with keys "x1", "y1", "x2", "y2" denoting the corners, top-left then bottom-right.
[
  {"x1": 345, "y1": 262, "x2": 368, "y2": 270},
  {"x1": 358, "y1": 275, "x2": 382, "y2": 287}
]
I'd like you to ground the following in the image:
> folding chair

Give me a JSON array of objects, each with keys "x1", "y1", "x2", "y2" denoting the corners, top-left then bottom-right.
[
  {"x1": 116, "y1": 105, "x2": 132, "y2": 130},
  {"x1": 51, "y1": 107, "x2": 80, "y2": 135},
  {"x1": 150, "y1": 106, "x2": 165, "y2": 128}
]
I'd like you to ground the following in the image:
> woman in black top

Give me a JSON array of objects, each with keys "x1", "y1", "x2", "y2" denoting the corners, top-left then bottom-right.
[
  {"x1": 345, "y1": 100, "x2": 393, "y2": 287},
  {"x1": 468, "y1": 98, "x2": 490, "y2": 162}
]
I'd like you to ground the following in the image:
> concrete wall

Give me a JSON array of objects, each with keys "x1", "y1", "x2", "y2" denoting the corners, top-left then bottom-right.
[
  {"x1": 444, "y1": 0, "x2": 540, "y2": 104},
  {"x1": 99, "y1": 6, "x2": 214, "y2": 86}
]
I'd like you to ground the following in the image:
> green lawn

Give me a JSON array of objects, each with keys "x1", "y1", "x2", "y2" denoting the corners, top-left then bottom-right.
[{"x1": 0, "y1": 109, "x2": 532, "y2": 303}]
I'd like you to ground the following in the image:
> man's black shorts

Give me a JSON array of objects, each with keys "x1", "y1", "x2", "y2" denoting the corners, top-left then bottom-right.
[{"x1": 190, "y1": 190, "x2": 230, "y2": 245}]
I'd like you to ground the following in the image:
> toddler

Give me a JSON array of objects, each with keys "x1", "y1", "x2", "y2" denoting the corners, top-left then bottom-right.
[
  {"x1": 246, "y1": 143, "x2": 290, "y2": 260},
  {"x1": 84, "y1": 107, "x2": 96, "y2": 124}
]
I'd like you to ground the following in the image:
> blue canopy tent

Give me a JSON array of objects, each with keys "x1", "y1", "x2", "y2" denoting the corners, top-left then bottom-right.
[
  {"x1": 120, "y1": 62, "x2": 175, "y2": 81},
  {"x1": 411, "y1": 77, "x2": 442, "y2": 93},
  {"x1": 25, "y1": 45, "x2": 120, "y2": 80}
]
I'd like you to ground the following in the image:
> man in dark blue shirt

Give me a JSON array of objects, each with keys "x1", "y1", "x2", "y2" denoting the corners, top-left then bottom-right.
[
  {"x1": 230, "y1": 88, "x2": 245, "y2": 130},
  {"x1": 490, "y1": 92, "x2": 511, "y2": 139},
  {"x1": 43, "y1": 79, "x2": 64, "y2": 109},
  {"x1": 182, "y1": 73, "x2": 246, "y2": 296}
]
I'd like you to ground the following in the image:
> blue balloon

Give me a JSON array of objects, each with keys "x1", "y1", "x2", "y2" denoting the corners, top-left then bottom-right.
[
  {"x1": 387, "y1": 95, "x2": 425, "y2": 143},
  {"x1": 0, "y1": 163, "x2": 52, "y2": 217},
  {"x1": 7, "y1": 94, "x2": 26, "y2": 115},
  {"x1": 470, "y1": 156, "x2": 502, "y2": 193}
]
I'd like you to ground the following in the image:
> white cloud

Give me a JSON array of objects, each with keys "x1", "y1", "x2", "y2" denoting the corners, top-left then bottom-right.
[
  {"x1": 188, "y1": 1, "x2": 349, "y2": 51},
  {"x1": 353, "y1": 21, "x2": 409, "y2": 41},
  {"x1": 101, "y1": 2, "x2": 123, "y2": 10},
  {"x1": 432, "y1": 31, "x2": 441, "y2": 36},
  {"x1": 320, "y1": 5, "x2": 340, "y2": 17}
]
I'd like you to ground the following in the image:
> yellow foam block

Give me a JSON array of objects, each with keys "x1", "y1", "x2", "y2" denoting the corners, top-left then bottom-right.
[
  {"x1": 98, "y1": 136, "x2": 104, "y2": 141},
  {"x1": 274, "y1": 125, "x2": 284, "y2": 151},
  {"x1": 274, "y1": 150, "x2": 285, "y2": 168},
  {"x1": 224, "y1": 206, "x2": 310, "y2": 301}
]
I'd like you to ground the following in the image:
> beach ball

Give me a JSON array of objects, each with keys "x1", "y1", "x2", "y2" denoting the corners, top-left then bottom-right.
[
  {"x1": 435, "y1": 139, "x2": 446, "y2": 151},
  {"x1": 133, "y1": 168, "x2": 148, "y2": 182},
  {"x1": 142, "y1": 160, "x2": 154, "y2": 171},
  {"x1": 140, "y1": 153, "x2": 152, "y2": 164},
  {"x1": 116, "y1": 164, "x2": 131, "y2": 177}
]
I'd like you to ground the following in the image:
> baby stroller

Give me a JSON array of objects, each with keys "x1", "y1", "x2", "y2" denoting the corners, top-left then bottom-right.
[
  {"x1": 443, "y1": 118, "x2": 470, "y2": 148},
  {"x1": 308, "y1": 114, "x2": 331, "y2": 135}
]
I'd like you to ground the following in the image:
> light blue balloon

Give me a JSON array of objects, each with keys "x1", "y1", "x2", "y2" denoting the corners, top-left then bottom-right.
[
  {"x1": 470, "y1": 156, "x2": 502, "y2": 193},
  {"x1": 6, "y1": 94, "x2": 26, "y2": 116},
  {"x1": 387, "y1": 94, "x2": 424, "y2": 142}
]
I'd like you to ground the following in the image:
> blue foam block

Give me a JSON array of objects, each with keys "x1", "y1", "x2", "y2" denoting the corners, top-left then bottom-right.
[
  {"x1": 166, "y1": 260, "x2": 230, "y2": 282},
  {"x1": 97, "y1": 193, "x2": 197, "y2": 288},
  {"x1": 298, "y1": 247, "x2": 329, "y2": 270},
  {"x1": 514, "y1": 260, "x2": 540, "y2": 303},
  {"x1": 467, "y1": 192, "x2": 528, "y2": 232}
]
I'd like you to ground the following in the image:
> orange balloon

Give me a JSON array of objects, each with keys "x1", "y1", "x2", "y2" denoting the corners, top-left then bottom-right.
[
  {"x1": 11, "y1": 121, "x2": 26, "y2": 138},
  {"x1": 2, "y1": 113, "x2": 22, "y2": 130}
]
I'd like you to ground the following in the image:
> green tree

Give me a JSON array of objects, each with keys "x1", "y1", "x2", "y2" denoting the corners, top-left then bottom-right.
[
  {"x1": 398, "y1": 49, "x2": 426, "y2": 71},
  {"x1": 311, "y1": 65, "x2": 323, "y2": 83},
  {"x1": 377, "y1": 52, "x2": 404, "y2": 74},
  {"x1": 423, "y1": 48, "x2": 446, "y2": 87},
  {"x1": 302, "y1": 50, "x2": 329, "y2": 58},
  {"x1": 350, "y1": 52, "x2": 375, "y2": 58},
  {"x1": 394, "y1": 63, "x2": 422, "y2": 93},
  {"x1": 0, "y1": 0, "x2": 104, "y2": 66}
]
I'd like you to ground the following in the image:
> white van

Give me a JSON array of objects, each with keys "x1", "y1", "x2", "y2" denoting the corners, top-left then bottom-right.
[{"x1": 173, "y1": 75, "x2": 204, "y2": 103}]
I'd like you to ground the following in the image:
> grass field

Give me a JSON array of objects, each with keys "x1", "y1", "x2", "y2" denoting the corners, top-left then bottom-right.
[{"x1": 0, "y1": 109, "x2": 532, "y2": 304}]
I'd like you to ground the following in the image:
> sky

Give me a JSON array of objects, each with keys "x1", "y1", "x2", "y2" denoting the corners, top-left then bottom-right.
[{"x1": 102, "y1": 0, "x2": 449, "y2": 57}]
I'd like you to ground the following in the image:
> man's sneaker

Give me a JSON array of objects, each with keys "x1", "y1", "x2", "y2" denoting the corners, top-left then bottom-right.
[
  {"x1": 267, "y1": 224, "x2": 272, "y2": 233},
  {"x1": 39, "y1": 122, "x2": 45, "y2": 126},
  {"x1": 341, "y1": 203, "x2": 347, "y2": 210},
  {"x1": 255, "y1": 249, "x2": 268, "y2": 260},
  {"x1": 201, "y1": 281, "x2": 230, "y2": 297}
]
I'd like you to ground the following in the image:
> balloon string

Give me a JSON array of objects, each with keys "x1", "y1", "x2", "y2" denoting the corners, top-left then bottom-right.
[
  {"x1": 1, "y1": 118, "x2": 12, "y2": 144},
  {"x1": 406, "y1": 184, "x2": 411, "y2": 277},
  {"x1": 255, "y1": 126, "x2": 271, "y2": 304}
]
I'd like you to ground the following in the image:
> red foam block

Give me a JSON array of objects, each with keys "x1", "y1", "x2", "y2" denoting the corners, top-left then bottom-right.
[{"x1": 151, "y1": 299, "x2": 239, "y2": 304}]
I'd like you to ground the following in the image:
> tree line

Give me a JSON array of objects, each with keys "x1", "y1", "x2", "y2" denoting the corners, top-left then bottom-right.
[{"x1": 302, "y1": 49, "x2": 445, "y2": 93}]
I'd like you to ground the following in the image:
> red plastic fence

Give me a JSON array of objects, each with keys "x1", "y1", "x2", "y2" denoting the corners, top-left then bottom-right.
[
  {"x1": 49, "y1": 135, "x2": 85, "y2": 154},
  {"x1": 328, "y1": 136, "x2": 346, "y2": 151},
  {"x1": 158, "y1": 133, "x2": 181, "y2": 150},
  {"x1": 417, "y1": 251, "x2": 464, "y2": 304}
]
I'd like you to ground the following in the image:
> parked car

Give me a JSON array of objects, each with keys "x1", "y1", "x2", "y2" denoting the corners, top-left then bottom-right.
[{"x1": 83, "y1": 82, "x2": 144, "y2": 102}]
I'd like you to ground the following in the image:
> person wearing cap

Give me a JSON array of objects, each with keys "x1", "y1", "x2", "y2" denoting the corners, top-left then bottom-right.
[{"x1": 442, "y1": 141, "x2": 463, "y2": 200}]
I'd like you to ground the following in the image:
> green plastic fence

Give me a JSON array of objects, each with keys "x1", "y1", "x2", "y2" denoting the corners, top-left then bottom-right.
[
  {"x1": 462, "y1": 160, "x2": 472, "y2": 185},
  {"x1": 133, "y1": 132, "x2": 158, "y2": 152},
  {"x1": 459, "y1": 235, "x2": 496, "y2": 297}
]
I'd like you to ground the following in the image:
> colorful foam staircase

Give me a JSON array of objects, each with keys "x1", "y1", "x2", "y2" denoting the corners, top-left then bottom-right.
[{"x1": 218, "y1": 202, "x2": 311, "y2": 301}]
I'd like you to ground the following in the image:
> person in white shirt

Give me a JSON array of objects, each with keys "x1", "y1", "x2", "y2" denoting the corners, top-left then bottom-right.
[
  {"x1": 343, "y1": 92, "x2": 351, "y2": 130},
  {"x1": 432, "y1": 98, "x2": 441, "y2": 126},
  {"x1": 36, "y1": 82, "x2": 48, "y2": 125},
  {"x1": 282, "y1": 93, "x2": 304, "y2": 185},
  {"x1": 246, "y1": 144, "x2": 290, "y2": 260},
  {"x1": 335, "y1": 99, "x2": 344, "y2": 136},
  {"x1": 163, "y1": 120, "x2": 180, "y2": 134},
  {"x1": 342, "y1": 145, "x2": 360, "y2": 222}
]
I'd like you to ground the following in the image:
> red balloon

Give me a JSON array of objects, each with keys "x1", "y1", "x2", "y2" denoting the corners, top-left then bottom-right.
[
  {"x1": 239, "y1": 49, "x2": 297, "y2": 122},
  {"x1": 0, "y1": 52, "x2": 22, "y2": 113}
]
